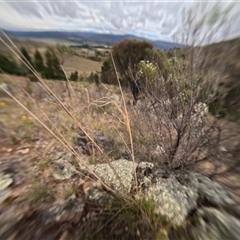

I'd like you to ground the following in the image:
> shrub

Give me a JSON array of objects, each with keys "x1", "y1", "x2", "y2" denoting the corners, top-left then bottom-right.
[
  {"x1": 69, "y1": 71, "x2": 79, "y2": 81},
  {"x1": 130, "y1": 51, "x2": 222, "y2": 170},
  {"x1": 87, "y1": 55, "x2": 101, "y2": 62},
  {"x1": 88, "y1": 72, "x2": 100, "y2": 85},
  {"x1": 111, "y1": 38, "x2": 153, "y2": 102},
  {"x1": 100, "y1": 59, "x2": 117, "y2": 85}
]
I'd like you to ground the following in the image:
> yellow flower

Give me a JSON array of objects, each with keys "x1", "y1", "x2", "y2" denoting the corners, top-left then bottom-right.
[
  {"x1": 0, "y1": 101, "x2": 6, "y2": 106},
  {"x1": 21, "y1": 116, "x2": 27, "y2": 120},
  {"x1": 28, "y1": 117, "x2": 32, "y2": 120}
]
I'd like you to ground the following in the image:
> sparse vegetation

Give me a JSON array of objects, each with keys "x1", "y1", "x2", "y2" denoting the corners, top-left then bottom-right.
[
  {"x1": 1, "y1": 5, "x2": 240, "y2": 239},
  {"x1": 69, "y1": 70, "x2": 79, "y2": 81},
  {"x1": 24, "y1": 181, "x2": 51, "y2": 205}
]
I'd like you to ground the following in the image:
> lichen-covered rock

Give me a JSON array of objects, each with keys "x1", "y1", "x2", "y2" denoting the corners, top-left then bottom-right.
[
  {"x1": 194, "y1": 207, "x2": 240, "y2": 240},
  {"x1": 79, "y1": 158, "x2": 240, "y2": 237},
  {"x1": 145, "y1": 176, "x2": 198, "y2": 226},
  {"x1": 81, "y1": 159, "x2": 138, "y2": 206},
  {"x1": 177, "y1": 173, "x2": 235, "y2": 206},
  {"x1": 90, "y1": 159, "x2": 137, "y2": 193},
  {"x1": 136, "y1": 161, "x2": 154, "y2": 189},
  {"x1": 146, "y1": 171, "x2": 236, "y2": 227},
  {"x1": 84, "y1": 181, "x2": 116, "y2": 206},
  {"x1": 81, "y1": 159, "x2": 239, "y2": 224}
]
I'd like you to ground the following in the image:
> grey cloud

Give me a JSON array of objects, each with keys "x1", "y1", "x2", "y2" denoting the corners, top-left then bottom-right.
[
  {"x1": 0, "y1": 0, "x2": 239, "y2": 43},
  {"x1": 7, "y1": 2, "x2": 43, "y2": 19}
]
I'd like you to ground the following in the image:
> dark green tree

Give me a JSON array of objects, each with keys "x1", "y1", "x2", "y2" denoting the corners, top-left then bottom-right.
[
  {"x1": 69, "y1": 71, "x2": 78, "y2": 81},
  {"x1": 20, "y1": 47, "x2": 33, "y2": 74},
  {"x1": 0, "y1": 54, "x2": 21, "y2": 75},
  {"x1": 51, "y1": 53, "x2": 65, "y2": 80},
  {"x1": 44, "y1": 49, "x2": 54, "y2": 79},
  {"x1": 34, "y1": 50, "x2": 45, "y2": 74},
  {"x1": 100, "y1": 60, "x2": 117, "y2": 85},
  {"x1": 88, "y1": 72, "x2": 100, "y2": 85},
  {"x1": 111, "y1": 39, "x2": 153, "y2": 103},
  {"x1": 43, "y1": 50, "x2": 65, "y2": 80}
]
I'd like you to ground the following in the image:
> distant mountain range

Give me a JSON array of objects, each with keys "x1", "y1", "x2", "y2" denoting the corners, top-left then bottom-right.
[{"x1": 2, "y1": 30, "x2": 182, "y2": 50}]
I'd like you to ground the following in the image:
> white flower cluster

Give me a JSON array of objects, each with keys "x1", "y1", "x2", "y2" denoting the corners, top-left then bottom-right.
[
  {"x1": 181, "y1": 89, "x2": 191, "y2": 103},
  {"x1": 137, "y1": 60, "x2": 157, "y2": 84},
  {"x1": 168, "y1": 57, "x2": 178, "y2": 64}
]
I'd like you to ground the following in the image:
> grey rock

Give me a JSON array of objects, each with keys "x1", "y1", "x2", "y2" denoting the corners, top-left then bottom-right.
[
  {"x1": 145, "y1": 175, "x2": 198, "y2": 227},
  {"x1": 39, "y1": 198, "x2": 85, "y2": 225},
  {"x1": 93, "y1": 131, "x2": 114, "y2": 153},
  {"x1": 194, "y1": 207, "x2": 240, "y2": 240},
  {"x1": 90, "y1": 159, "x2": 137, "y2": 193},
  {"x1": 145, "y1": 172, "x2": 236, "y2": 227},
  {"x1": 136, "y1": 161, "x2": 154, "y2": 189},
  {"x1": 84, "y1": 181, "x2": 116, "y2": 206},
  {"x1": 83, "y1": 159, "x2": 138, "y2": 206},
  {"x1": 115, "y1": 151, "x2": 132, "y2": 161},
  {"x1": 177, "y1": 173, "x2": 235, "y2": 206},
  {"x1": 52, "y1": 160, "x2": 77, "y2": 180},
  {"x1": 73, "y1": 131, "x2": 114, "y2": 155},
  {"x1": 137, "y1": 161, "x2": 154, "y2": 172},
  {"x1": 73, "y1": 132, "x2": 89, "y2": 148},
  {"x1": 79, "y1": 158, "x2": 240, "y2": 236}
]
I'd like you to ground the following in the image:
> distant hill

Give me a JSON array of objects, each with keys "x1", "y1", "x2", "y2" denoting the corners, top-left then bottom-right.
[{"x1": 2, "y1": 30, "x2": 182, "y2": 50}]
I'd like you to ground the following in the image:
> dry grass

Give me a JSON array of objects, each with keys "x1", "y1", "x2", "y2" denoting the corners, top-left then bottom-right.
[
  {"x1": 0, "y1": 34, "x2": 105, "y2": 77},
  {"x1": 63, "y1": 54, "x2": 103, "y2": 76}
]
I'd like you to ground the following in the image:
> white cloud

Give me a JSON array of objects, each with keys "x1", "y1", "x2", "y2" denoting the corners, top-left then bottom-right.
[{"x1": 0, "y1": 0, "x2": 239, "y2": 43}]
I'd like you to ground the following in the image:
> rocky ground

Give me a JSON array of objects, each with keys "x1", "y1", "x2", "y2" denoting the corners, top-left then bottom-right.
[{"x1": 1, "y1": 121, "x2": 240, "y2": 239}]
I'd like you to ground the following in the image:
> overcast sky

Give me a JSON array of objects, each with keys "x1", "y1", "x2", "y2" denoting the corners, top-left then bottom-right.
[{"x1": 0, "y1": 1, "x2": 239, "y2": 43}]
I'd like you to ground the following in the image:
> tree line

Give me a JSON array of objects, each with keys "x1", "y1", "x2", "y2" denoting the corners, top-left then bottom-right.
[
  {"x1": 0, "y1": 47, "x2": 67, "y2": 80},
  {"x1": 21, "y1": 47, "x2": 65, "y2": 80}
]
